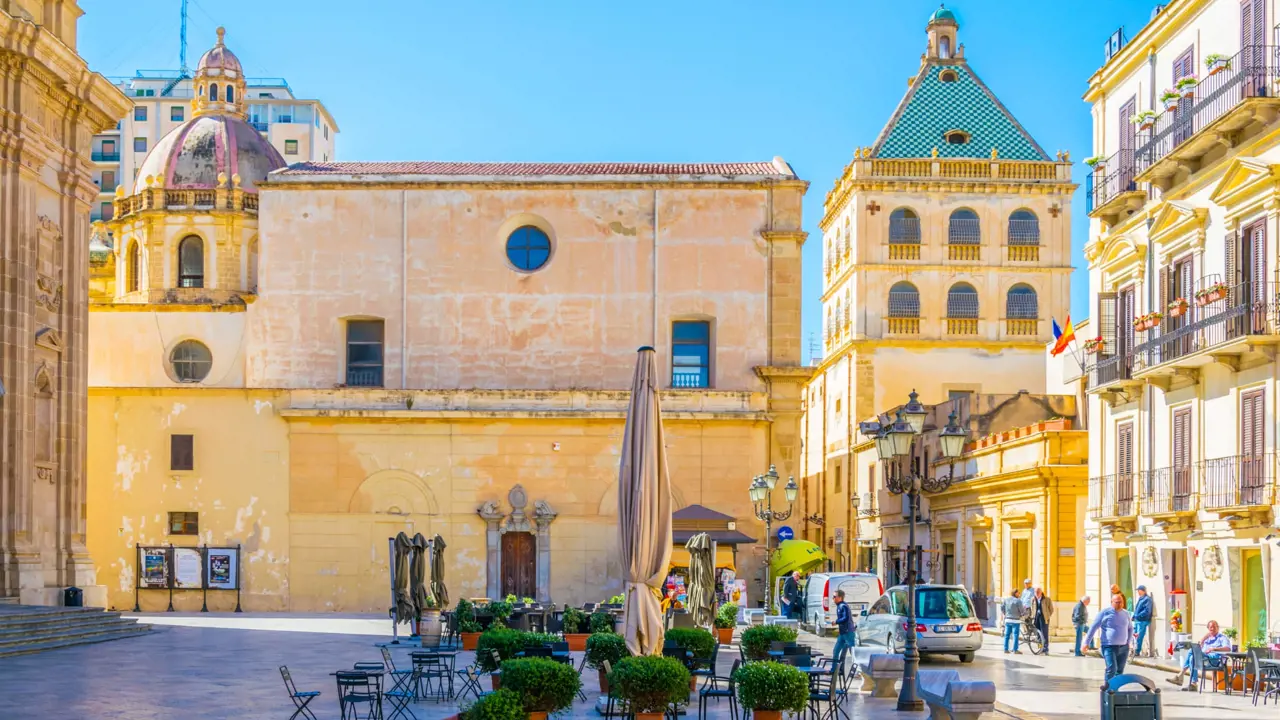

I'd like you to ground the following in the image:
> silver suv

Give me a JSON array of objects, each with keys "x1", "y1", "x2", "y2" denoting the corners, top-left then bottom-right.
[{"x1": 854, "y1": 583, "x2": 983, "y2": 663}]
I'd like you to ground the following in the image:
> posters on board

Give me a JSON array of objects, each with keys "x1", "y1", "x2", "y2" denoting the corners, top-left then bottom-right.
[
  {"x1": 206, "y1": 548, "x2": 238, "y2": 590},
  {"x1": 141, "y1": 548, "x2": 169, "y2": 588},
  {"x1": 173, "y1": 547, "x2": 203, "y2": 589}
]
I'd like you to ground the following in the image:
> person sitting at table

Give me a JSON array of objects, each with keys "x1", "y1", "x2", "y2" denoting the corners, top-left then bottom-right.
[{"x1": 1167, "y1": 620, "x2": 1231, "y2": 691}]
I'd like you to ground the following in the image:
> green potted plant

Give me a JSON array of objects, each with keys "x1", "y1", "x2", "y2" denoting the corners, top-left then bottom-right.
[
  {"x1": 487, "y1": 600, "x2": 514, "y2": 629},
  {"x1": 589, "y1": 611, "x2": 616, "y2": 634},
  {"x1": 713, "y1": 603, "x2": 738, "y2": 645},
  {"x1": 1205, "y1": 53, "x2": 1231, "y2": 75},
  {"x1": 607, "y1": 594, "x2": 625, "y2": 606},
  {"x1": 1083, "y1": 336, "x2": 1104, "y2": 355},
  {"x1": 1224, "y1": 626, "x2": 1240, "y2": 652},
  {"x1": 1175, "y1": 74, "x2": 1197, "y2": 99},
  {"x1": 505, "y1": 594, "x2": 518, "y2": 604},
  {"x1": 457, "y1": 598, "x2": 483, "y2": 650},
  {"x1": 521, "y1": 596, "x2": 537, "y2": 606},
  {"x1": 461, "y1": 688, "x2": 525, "y2": 720},
  {"x1": 664, "y1": 628, "x2": 716, "y2": 691},
  {"x1": 611, "y1": 655, "x2": 690, "y2": 720},
  {"x1": 562, "y1": 607, "x2": 590, "y2": 650},
  {"x1": 476, "y1": 629, "x2": 562, "y2": 679},
  {"x1": 1131, "y1": 110, "x2": 1156, "y2": 131},
  {"x1": 1159, "y1": 89, "x2": 1181, "y2": 111},
  {"x1": 733, "y1": 661, "x2": 810, "y2": 720},
  {"x1": 585, "y1": 632, "x2": 629, "y2": 693},
  {"x1": 498, "y1": 658, "x2": 582, "y2": 720},
  {"x1": 1084, "y1": 155, "x2": 1107, "y2": 171},
  {"x1": 739, "y1": 624, "x2": 797, "y2": 661},
  {"x1": 1167, "y1": 297, "x2": 1189, "y2": 318},
  {"x1": 1196, "y1": 281, "x2": 1228, "y2": 306}
]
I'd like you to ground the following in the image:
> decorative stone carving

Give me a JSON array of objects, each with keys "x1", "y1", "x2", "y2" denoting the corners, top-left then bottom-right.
[
  {"x1": 533, "y1": 500, "x2": 557, "y2": 525},
  {"x1": 34, "y1": 465, "x2": 54, "y2": 484},
  {"x1": 36, "y1": 275, "x2": 62, "y2": 312},
  {"x1": 478, "y1": 500, "x2": 502, "y2": 520},
  {"x1": 1141, "y1": 546, "x2": 1158, "y2": 578},
  {"x1": 532, "y1": 500, "x2": 558, "y2": 604},
  {"x1": 36, "y1": 215, "x2": 62, "y2": 240},
  {"x1": 503, "y1": 484, "x2": 533, "y2": 533},
  {"x1": 1202, "y1": 545, "x2": 1224, "y2": 581},
  {"x1": 34, "y1": 328, "x2": 62, "y2": 353}
]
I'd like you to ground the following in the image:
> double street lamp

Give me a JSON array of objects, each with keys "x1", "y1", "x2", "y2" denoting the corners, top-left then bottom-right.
[
  {"x1": 860, "y1": 390, "x2": 967, "y2": 711},
  {"x1": 749, "y1": 464, "x2": 798, "y2": 614}
]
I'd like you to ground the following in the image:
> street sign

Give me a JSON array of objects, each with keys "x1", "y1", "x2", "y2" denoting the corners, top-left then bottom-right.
[
  {"x1": 834, "y1": 527, "x2": 845, "y2": 546},
  {"x1": 777, "y1": 526, "x2": 795, "y2": 542}
]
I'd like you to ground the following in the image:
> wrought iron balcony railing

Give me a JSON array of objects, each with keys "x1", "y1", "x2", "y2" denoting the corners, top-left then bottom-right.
[
  {"x1": 1086, "y1": 353, "x2": 1133, "y2": 389},
  {"x1": 1089, "y1": 473, "x2": 1137, "y2": 520},
  {"x1": 1140, "y1": 466, "x2": 1196, "y2": 515},
  {"x1": 1085, "y1": 150, "x2": 1137, "y2": 216},
  {"x1": 1133, "y1": 281, "x2": 1279, "y2": 372},
  {"x1": 345, "y1": 367, "x2": 383, "y2": 388},
  {"x1": 1202, "y1": 453, "x2": 1275, "y2": 510},
  {"x1": 889, "y1": 216, "x2": 921, "y2": 244}
]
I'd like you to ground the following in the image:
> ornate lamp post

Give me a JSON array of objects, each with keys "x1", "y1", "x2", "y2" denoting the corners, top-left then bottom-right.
[
  {"x1": 860, "y1": 390, "x2": 966, "y2": 711},
  {"x1": 749, "y1": 464, "x2": 798, "y2": 614}
]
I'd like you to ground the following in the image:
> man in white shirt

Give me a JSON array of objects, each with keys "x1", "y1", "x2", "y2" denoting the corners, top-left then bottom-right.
[
  {"x1": 1167, "y1": 620, "x2": 1232, "y2": 691},
  {"x1": 1019, "y1": 578, "x2": 1035, "y2": 609}
]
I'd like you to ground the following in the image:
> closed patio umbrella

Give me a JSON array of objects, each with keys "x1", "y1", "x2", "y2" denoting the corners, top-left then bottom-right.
[
  {"x1": 685, "y1": 532, "x2": 714, "y2": 628},
  {"x1": 410, "y1": 533, "x2": 430, "y2": 621},
  {"x1": 430, "y1": 534, "x2": 449, "y2": 609},
  {"x1": 618, "y1": 346, "x2": 674, "y2": 656},
  {"x1": 393, "y1": 532, "x2": 414, "y2": 624}
]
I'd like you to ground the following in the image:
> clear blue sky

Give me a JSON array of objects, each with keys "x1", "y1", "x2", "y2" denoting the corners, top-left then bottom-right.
[{"x1": 80, "y1": 0, "x2": 1162, "y2": 362}]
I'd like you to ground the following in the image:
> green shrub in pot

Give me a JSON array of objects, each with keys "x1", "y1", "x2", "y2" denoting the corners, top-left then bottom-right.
[
  {"x1": 498, "y1": 658, "x2": 581, "y2": 716},
  {"x1": 611, "y1": 655, "x2": 690, "y2": 715},
  {"x1": 585, "y1": 632, "x2": 629, "y2": 669},
  {"x1": 739, "y1": 625, "x2": 797, "y2": 661},
  {"x1": 713, "y1": 603, "x2": 738, "y2": 629},
  {"x1": 461, "y1": 688, "x2": 524, "y2": 720},
  {"x1": 733, "y1": 661, "x2": 809, "y2": 715},
  {"x1": 476, "y1": 629, "x2": 561, "y2": 671},
  {"x1": 562, "y1": 607, "x2": 589, "y2": 634},
  {"x1": 589, "y1": 611, "x2": 616, "y2": 634},
  {"x1": 664, "y1": 628, "x2": 716, "y2": 660}
]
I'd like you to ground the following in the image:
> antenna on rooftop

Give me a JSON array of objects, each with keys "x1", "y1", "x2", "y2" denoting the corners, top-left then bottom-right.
[
  {"x1": 808, "y1": 333, "x2": 821, "y2": 366},
  {"x1": 179, "y1": 0, "x2": 189, "y2": 76}
]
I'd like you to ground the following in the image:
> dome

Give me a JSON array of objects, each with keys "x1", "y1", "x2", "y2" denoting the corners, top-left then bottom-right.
[
  {"x1": 133, "y1": 114, "x2": 285, "y2": 193},
  {"x1": 929, "y1": 5, "x2": 958, "y2": 25},
  {"x1": 197, "y1": 27, "x2": 242, "y2": 74}
]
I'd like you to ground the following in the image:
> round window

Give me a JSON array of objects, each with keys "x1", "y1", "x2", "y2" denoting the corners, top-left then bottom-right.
[
  {"x1": 170, "y1": 340, "x2": 212, "y2": 383},
  {"x1": 505, "y1": 225, "x2": 552, "y2": 272}
]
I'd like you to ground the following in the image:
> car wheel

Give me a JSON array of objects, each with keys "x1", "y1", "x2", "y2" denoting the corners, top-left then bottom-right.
[
  {"x1": 959, "y1": 653, "x2": 975, "y2": 663},
  {"x1": 886, "y1": 634, "x2": 897, "y2": 654}
]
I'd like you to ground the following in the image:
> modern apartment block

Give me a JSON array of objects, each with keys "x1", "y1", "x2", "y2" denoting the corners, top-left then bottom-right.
[
  {"x1": 1083, "y1": 0, "x2": 1280, "y2": 653},
  {"x1": 89, "y1": 70, "x2": 337, "y2": 222}
]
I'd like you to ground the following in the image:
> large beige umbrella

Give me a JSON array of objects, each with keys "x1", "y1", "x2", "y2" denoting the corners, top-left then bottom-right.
[
  {"x1": 393, "y1": 532, "x2": 414, "y2": 624},
  {"x1": 618, "y1": 346, "x2": 674, "y2": 656},
  {"x1": 410, "y1": 533, "x2": 430, "y2": 620},
  {"x1": 685, "y1": 532, "x2": 714, "y2": 628},
  {"x1": 430, "y1": 534, "x2": 449, "y2": 609}
]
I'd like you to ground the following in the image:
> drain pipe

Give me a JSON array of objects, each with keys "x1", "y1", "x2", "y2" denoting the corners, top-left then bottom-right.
[{"x1": 401, "y1": 190, "x2": 408, "y2": 389}]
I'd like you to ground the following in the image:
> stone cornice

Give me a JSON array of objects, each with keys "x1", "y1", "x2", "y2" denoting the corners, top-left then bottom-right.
[
  {"x1": 260, "y1": 179, "x2": 802, "y2": 193},
  {"x1": 754, "y1": 365, "x2": 816, "y2": 381}
]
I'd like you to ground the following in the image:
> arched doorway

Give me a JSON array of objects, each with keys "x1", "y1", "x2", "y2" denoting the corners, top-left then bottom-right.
[{"x1": 501, "y1": 531, "x2": 537, "y2": 599}]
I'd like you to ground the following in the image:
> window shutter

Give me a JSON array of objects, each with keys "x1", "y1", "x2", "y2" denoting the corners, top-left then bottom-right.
[
  {"x1": 1118, "y1": 423, "x2": 1134, "y2": 476},
  {"x1": 1159, "y1": 266, "x2": 1169, "y2": 328},
  {"x1": 1242, "y1": 390, "x2": 1264, "y2": 457},
  {"x1": 1226, "y1": 230, "x2": 1240, "y2": 292},
  {"x1": 1173, "y1": 409, "x2": 1190, "y2": 469},
  {"x1": 1099, "y1": 294, "x2": 1117, "y2": 355},
  {"x1": 1250, "y1": 222, "x2": 1267, "y2": 292}
]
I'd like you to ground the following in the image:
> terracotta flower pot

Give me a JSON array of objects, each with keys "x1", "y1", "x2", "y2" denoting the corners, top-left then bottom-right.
[
  {"x1": 1197, "y1": 288, "x2": 1227, "y2": 306},
  {"x1": 597, "y1": 669, "x2": 609, "y2": 694},
  {"x1": 637, "y1": 714, "x2": 664, "y2": 720},
  {"x1": 1208, "y1": 62, "x2": 1227, "y2": 76},
  {"x1": 461, "y1": 632, "x2": 480, "y2": 651},
  {"x1": 565, "y1": 633, "x2": 589, "y2": 652},
  {"x1": 529, "y1": 713, "x2": 549, "y2": 720},
  {"x1": 754, "y1": 711, "x2": 782, "y2": 720},
  {"x1": 716, "y1": 627, "x2": 734, "y2": 645},
  {"x1": 1168, "y1": 303, "x2": 1188, "y2": 318},
  {"x1": 491, "y1": 673, "x2": 501, "y2": 691},
  {"x1": 1140, "y1": 121, "x2": 1154, "y2": 131},
  {"x1": 690, "y1": 676, "x2": 698, "y2": 693}
]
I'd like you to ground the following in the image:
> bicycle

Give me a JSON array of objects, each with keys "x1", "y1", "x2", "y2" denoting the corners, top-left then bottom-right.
[{"x1": 1020, "y1": 615, "x2": 1046, "y2": 655}]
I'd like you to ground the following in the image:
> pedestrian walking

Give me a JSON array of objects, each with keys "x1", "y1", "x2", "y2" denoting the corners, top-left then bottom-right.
[
  {"x1": 1071, "y1": 595, "x2": 1091, "y2": 656},
  {"x1": 1032, "y1": 588, "x2": 1053, "y2": 655},
  {"x1": 1132, "y1": 586, "x2": 1153, "y2": 657},
  {"x1": 831, "y1": 589, "x2": 855, "y2": 672},
  {"x1": 782, "y1": 571, "x2": 801, "y2": 619},
  {"x1": 1085, "y1": 593, "x2": 1134, "y2": 682},
  {"x1": 1001, "y1": 589, "x2": 1025, "y2": 654}
]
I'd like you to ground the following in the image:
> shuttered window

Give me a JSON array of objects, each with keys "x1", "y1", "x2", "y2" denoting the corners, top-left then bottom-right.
[
  {"x1": 1118, "y1": 422, "x2": 1134, "y2": 476},
  {"x1": 1173, "y1": 408, "x2": 1192, "y2": 509},
  {"x1": 1119, "y1": 96, "x2": 1136, "y2": 185},
  {"x1": 1098, "y1": 293, "x2": 1117, "y2": 355},
  {"x1": 1242, "y1": 390, "x2": 1265, "y2": 457},
  {"x1": 1118, "y1": 286, "x2": 1137, "y2": 355}
]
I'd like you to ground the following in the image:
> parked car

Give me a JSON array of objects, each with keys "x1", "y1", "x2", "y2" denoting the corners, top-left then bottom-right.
[
  {"x1": 855, "y1": 583, "x2": 982, "y2": 663},
  {"x1": 802, "y1": 572, "x2": 883, "y2": 635}
]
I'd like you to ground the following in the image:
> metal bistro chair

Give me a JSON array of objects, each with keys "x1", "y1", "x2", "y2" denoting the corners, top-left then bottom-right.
[
  {"x1": 412, "y1": 650, "x2": 455, "y2": 701},
  {"x1": 691, "y1": 642, "x2": 719, "y2": 690},
  {"x1": 380, "y1": 647, "x2": 415, "y2": 696},
  {"x1": 335, "y1": 671, "x2": 381, "y2": 720},
  {"x1": 280, "y1": 666, "x2": 321, "y2": 720},
  {"x1": 699, "y1": 659, "x2": 740, "y2": 720},
  {"x1": 383, "y1": 668, "x2": 420, "y2": 720},
  {"x1": 809, "y1": 663, "x2": 848, "y2": 720},
  {"x1": 602, "y1": 660, "x2": 630, "y2": 719},
  {"x1": 1191, "y1": 645, "x2": 1228, "y2": 694},
  {"x1": 1249, "y1": 649, "x2": 1280, "y2": 705},
  {"x1": 455, "y1": 651, "x2": 494, "y2": 702}
]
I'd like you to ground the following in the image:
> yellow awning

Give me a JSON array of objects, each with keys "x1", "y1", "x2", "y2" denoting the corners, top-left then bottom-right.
[{"x1": 669, "y1": 545, "x2": 735, "y2": 571}]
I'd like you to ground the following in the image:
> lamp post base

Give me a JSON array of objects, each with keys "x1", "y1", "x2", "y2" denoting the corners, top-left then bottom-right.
[{"x1": 895, "y1": 699, "x2": 924, "y2": 712}]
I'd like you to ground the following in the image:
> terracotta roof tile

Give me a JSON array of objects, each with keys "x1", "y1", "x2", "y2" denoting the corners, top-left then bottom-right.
[{"x1": 273, "y1": 160, "x2": 792, "y2": 178}]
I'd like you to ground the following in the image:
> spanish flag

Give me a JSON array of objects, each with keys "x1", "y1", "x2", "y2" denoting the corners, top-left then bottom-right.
[{"x1": 1051, "y1": 314, "x2": 1075, "y2": 357}]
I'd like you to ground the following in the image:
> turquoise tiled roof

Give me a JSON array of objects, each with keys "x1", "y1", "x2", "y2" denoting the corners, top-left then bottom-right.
[
  {"x1": 871, "y1": 63, "x2": 1049, "y2": 161},
  {"x1": 929, "y1": 7, "x2": 957, "y2": 24}
]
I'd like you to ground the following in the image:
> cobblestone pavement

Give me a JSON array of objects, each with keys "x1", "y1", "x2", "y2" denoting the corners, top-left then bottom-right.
[{"x1": 0, "y1": 613, "x2": 1265, "y2": 719}]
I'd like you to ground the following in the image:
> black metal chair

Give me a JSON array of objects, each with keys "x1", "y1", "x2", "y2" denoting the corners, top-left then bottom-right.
[
  {"x1": 335, "y1": 671, "x2": 380, "y2": 720},
  {"x1": 808, "y1": 664, "x2": 846, "y2": 720},
  {"x1": 1249, "y1": 650, "x2": 1280, "y2": 705},
  {"x1": 280, "y1": 666, "x2": 321, "y2": 720},
  {"x1": 691, "y1": 642, "x2": 719, "y2": 690},
  {"x1": 383, "y1": 668, "x2": 420, "y2": 720},
  {"x1": 699, "y1": 659, "x2": 740, "y2": 720},
  {"x1": 1191, "y1": 645, "x2": 1227, "y2": 693}
]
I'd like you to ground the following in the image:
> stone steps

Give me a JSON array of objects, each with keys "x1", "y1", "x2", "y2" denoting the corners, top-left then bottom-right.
[{"x1": 0, "y1": 605, "x2": 149, "y2": 658}]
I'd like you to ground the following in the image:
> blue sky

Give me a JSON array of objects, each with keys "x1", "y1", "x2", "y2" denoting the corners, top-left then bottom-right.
[{"x1": 80, "y1": 0, "x2": 1163, "y2": 361}]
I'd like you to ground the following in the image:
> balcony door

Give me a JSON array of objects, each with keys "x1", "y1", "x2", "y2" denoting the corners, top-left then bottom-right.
[
  {"x1": 1117, "y1": 421, "x2": 1135, "y2": 516},
  {"x1": 1172, "y1": 408, "x2": 1192, "y2": 511},
  {"x1": 1172, "y1": 48, "x2": 1196, "y2": 147},
  {"x1": 1118, "y1": 96, "x2": 1136, "y2": 192},
  {"x1": 1243, "y1": 0, "x2": 1267, "y2": 98},
  {"x1": 1241, "y1": 389, "x2": 1266, "y2": 505}
]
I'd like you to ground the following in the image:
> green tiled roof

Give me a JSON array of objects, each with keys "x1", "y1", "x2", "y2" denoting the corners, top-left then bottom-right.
[
  {"x1": 871, "y1": 63, "x2": 1049, "y2": 161},
  {"x1": 929, "y1": 7, "x2": 957, "y2": 24}
]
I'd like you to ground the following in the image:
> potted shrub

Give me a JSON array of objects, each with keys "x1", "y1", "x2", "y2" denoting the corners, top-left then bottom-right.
[
  {"x1": 1133, "y1": 312, "x2": 1163, "y2": 333},
  {"x1": 611, "y1": 655, "x2": 690, "y2": 720},
  {"x1": 585, "y1": 632, "x2": 629, "y2": 693},
  {"x1": 487, "y1": 600, "x2": 514, "y2": 629},
  {"x1": 1224, "y1": 626, "x2": 1240, "y2": 652},
  {"x1": 562, "y1": 607, "x2": 590, "y2": 651},
  {"x1": 732, "y1": 661, "x2": 809, "y2": 720},
  {"x1": 1159, "y1": 89, "x2": 1182, "y2": 111},
  {"x1": 607, "y1": 594, "x2": 625, "y2": 607},
  {"x1": 461, "y1": 688, "x2": 524, "y2": 720},
  {"x1": 1131, "y1": 110, "x2": 1157, "y2": 131},
  {"x1": 1196, "y1": 281, "x2": 1228, "y2": 306},
  {"x1": 739, "y1": 624, "x2": 797, "y2": 661},
  {"x1": 1083, "y1": 336, "x2": 1104, "y2": 355},
  {"x1": 1084, "y1": 155, "x2": 1107, "y2": 171},
  {"x1": 713, "y1": 603, "x2": 738, "y2": 645},
  {"x1": 1176, "y1": 74, "x2": 1198, "y2": 99},
  {"x1": 665, "y1": 628, "x2": 717, "y2": 691},
  {"x1": 499, "y1": 658, "x2": 581, "y2": 720},
  {"x1": 457, "y1": 598, "x2": 484, "y2": 650},
  {"x1": 589, "y1": 611, "x2": 616, "y2": 634},
  {"x1": 1167, "y1": 297, "x2": 1189, "y2": 318},
  {"x1": 1205, "y1": 53, "x2": 1231, "y2": 76}
]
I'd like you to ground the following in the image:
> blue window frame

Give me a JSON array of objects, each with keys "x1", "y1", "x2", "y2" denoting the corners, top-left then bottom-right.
[
  {"x1": 505, "y1": 226, "x2": 551, "y2": 271},
  {"x1": 672, "y1": 321, "x2": 710, "y2": 388}
]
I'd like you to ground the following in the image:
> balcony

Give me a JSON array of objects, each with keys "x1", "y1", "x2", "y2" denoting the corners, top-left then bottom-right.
[
  {"x1": 1086, "y1": 353, "x2": 1135, "y2": 394},
  {"x1": 1085, "y1": 151, "x2": 1143, "y2": 225},
  {"x1": 346, "y1": 367, "x2": 383, "y2": 388},
  {"x1": 1004, "y1": 318, "x2": 1038, "y2": 337},
  {"x1": 1140, "y1": 467, "x2": 1196, "y2": 516},
  {"x1": 886, "y1": 317, "x2": 920, "y2": 335},
  {"x1": 1202, "y1": 453, "x2": 1275, "y2": 511},
  {"x1": 1131, "y1": 281, "x2": 1280, "y2": 381},
  {"x1": 946, "y1": 318, "x2": 978, "y2": 336},
  {"x1": 1136, "y1": 46, "x2": 1280, "y2": 192},
  {"x1": 947, "y1": 244, "x2": 981, "y2": 262},
  {"x1": 1089, "y1": 473, "x2": 1137, "y2": 521},
  {"x1": 1007, "y1": 245, "x2": 1039, "y2": 262},
  {"x1": 888, "y1": 243, "x2": 920, "y2": 261},
  {"x1": 92, "y1": 151, "x2": 120, "y2": 162}
]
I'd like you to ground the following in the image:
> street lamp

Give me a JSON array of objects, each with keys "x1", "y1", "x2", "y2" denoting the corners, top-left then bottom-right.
[
  {"x1": 750, "y1": 464, "x2": 796, "y2": 615},
  {"x1": 861, "y1": 394, "x2": 966, "y2": 712}
]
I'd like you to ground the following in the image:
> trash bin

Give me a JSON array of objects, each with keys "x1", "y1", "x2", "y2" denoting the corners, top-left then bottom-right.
[
  {"x1": 63, "y1": 586, "x2": 83, "y2": 607},
  {"x1": 1100, "y1": 673, "x2": 1161, "y2": 720}
]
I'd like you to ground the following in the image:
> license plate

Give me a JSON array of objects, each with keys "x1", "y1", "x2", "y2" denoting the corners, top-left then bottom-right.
[{"x1": 933, "y1": 624, "x2": 959, "y2": 633}]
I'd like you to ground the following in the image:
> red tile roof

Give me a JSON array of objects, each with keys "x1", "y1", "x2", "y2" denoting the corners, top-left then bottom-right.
[{"x1": 273, "y1": 160, "x2": 792, "y2": 178}]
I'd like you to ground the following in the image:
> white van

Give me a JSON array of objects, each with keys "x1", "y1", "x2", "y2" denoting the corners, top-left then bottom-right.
[{"x1": 803, "y1": 572, "x2": 883, "y2": 635}]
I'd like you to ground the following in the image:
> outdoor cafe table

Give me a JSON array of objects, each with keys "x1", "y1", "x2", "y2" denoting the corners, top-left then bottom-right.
[
  {"x1": 331, "y1": 669, "x2": 383, "y2": 715},
  {"x1": 411, "y1": 650, "x2": 458, "y2": 701}
]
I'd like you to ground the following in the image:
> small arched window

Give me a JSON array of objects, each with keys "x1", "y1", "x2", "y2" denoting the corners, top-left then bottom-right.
[
  {"x1": 210, "y1": 83, "x2": 219, "y2": 102},
  {"x1": 1006, "y1": 284, "x2": 1039, "y2": 319},
  {"x1": 178, "y1": 235, "x2": 204, "y2": 288},
  {"x1": 225, "y1": 85, "x2": 235, "y2": 104},
  {"x1": 889, "y1": 208, "x2": 921, "y2": 244},
  {"x1": 947, "y1": 283, "x2": 979, "y2": 318},
  {"x1": 945, "y1": 130, "x2": 970, "y2": 145},
  {"x1": 1008, "y1": 209, "x2": 1040, "y2": 246},
  {"x1": 939, "y1": 36, "x2": 951, "y2": 59},
  {"x1": 949, "y1": 208, "x2": 980, "y2": 245},
  {"x1": 126, "y1": 241, "x2": 140, "y2": 293},
  {"x1": 888, "y1": 282, "x2": 920, "y2": 318},
  {"x1": 170, "y1": 340, "x2": 213, "y2": 383},
  {"x1": 940, "y1": 70, "x2": 959, "y2": 83}
]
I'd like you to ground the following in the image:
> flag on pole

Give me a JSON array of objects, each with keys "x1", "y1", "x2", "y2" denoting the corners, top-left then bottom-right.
[{"x1": 1050, "y1": 314, "x2": 1076, "y2": 356}]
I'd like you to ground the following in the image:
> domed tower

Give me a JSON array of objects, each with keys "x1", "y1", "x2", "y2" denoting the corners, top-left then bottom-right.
[
  {"x1": 103, "y1": 27, "x2": 281, "y2": 305},
  {"x1": 926, "y1": 5, "x2": 961, "y2": 60}
]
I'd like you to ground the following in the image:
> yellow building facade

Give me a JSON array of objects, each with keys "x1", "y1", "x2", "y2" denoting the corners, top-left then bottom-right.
[
  {"x1": 0, "y1": 0, "x2": 130, "y2": 605},
  {"x1": 800, "y1": 8, "x2": 1075, "y2": 564},
  {"x1": 87, "y1": 31, "x2": 809, "y2": 613}
]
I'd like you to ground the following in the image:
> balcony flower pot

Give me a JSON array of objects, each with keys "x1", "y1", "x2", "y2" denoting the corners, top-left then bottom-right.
[
  {"x1": 1084, "y1": 337, "x2": 1103, "y2": 355},
  {"x1": 1161, "y1": 91, "x2": 1182, "y2": 111},
  {"x1": 1131, "y1": 111, "x2": 1156, "y2": 131},
  {"x1": 461, "y1": 632, "x2": 481, "y2": 650},
  {"x1": 1196, "y1": 285, "x2": 1228, "y2": 306},
  {"x1": 1175, "y1": 75, "x2": 1197, "y2": 99},
  {"x1": 1167, "y1": 298, "x2": 1189, "y2": 318},
  {"x1": 1084, "y1": 156, "x2": 1106, "y2": 172},
  {"x1": 1205, "y1": 54, "x2": 1231, "y2": 76}
]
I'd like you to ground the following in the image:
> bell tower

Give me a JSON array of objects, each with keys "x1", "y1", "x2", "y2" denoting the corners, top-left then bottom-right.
[
  {"x1": 192, "y1": 27, "x2": 247, "y2": 119},
  {"x1": 926, "y1": 5, "x2": 961, "y2": 60}
]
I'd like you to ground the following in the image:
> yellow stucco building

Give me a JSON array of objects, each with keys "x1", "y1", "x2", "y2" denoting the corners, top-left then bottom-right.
[
  {"x1": 800, "y1": 8, "x2": 1076, "y2": 567},
  {"x1": 87, "y1": 31, "x2": 809, "y2": 612}
]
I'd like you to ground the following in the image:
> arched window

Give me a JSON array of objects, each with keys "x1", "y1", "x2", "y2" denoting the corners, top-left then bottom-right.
[
  {"x1": 126, "y1": 241, "x2": 140, "y2": 293},
  {"x1": 1006, "y1": 284, "x2": 1039, "y2": 319},
  {"x1": 889, "y1": 208, "x2": 921, "y2": 244},
  {"x1": 949, "y1": 208, "x2": 980, "y2": 245},
  {"x1": 888, "y1": 282, "x2": 920, "y2": 318},
  {"x1": 505, "y1": 225, "x2": 551, "y2": 271},
  {"x1": 939, "y1": 36, "x2": 951, "y2": 59},
  {"x1": 210, "y1": 83, "x2": 220, "y2": 102},
  {"x1": 225, "y1": 85, "x2": 235, "y2": 104},
  {"x1": 940, "y1": 69, "x2": 959, "y2": 83},
  {"x1": 944, "y1": 130, "x2": 970, "y2": 145},
  {"x1": 947, "y1": 283, "x2": 979, "y2": 318},
  {"x1": 170, "y1": 340, "x2": 213, "y2": 383},
  {"x1": 1008, "y1": 209, "x2": 1040, "y2": 246},
  {"x1": 178, "y1": 235, "x2": 204, "y2": 288}
]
